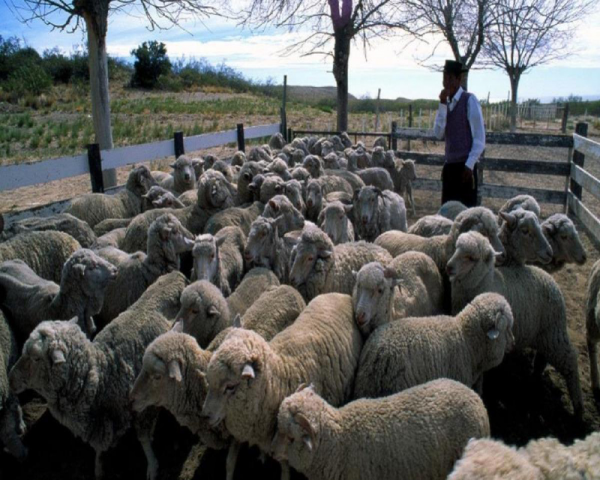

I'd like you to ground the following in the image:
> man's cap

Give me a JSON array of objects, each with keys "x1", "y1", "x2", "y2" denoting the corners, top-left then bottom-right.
[{"x1": 443, "y1": 60, "x2": 467, "y2": 76}]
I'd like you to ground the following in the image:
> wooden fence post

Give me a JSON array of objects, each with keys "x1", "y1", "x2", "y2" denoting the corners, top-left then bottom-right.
[
  {"x1": 561, "y1": 103, "x2": 569, "y2": 134},
  {"x1": 237, "y1": 124, "x2": 245, "y2": 152},
  {"x1": 570, "y1": 122, "x2": 588, "y2": 203},
  {"x1": 87, "y1": 143, "x2": 104, "y2": 193},
  {"x1": 288, "y1": 128, "x2": 293, "y2": 142},
  {"x1": 407, "y1": 105, "x2": 413, "y2": 151},
  {"x1": 281, "y1": 75, "x2": 288, "y2": 140},
  {"x1": 174, "y1": 131, "x2": 185, "y2": 158},
  {"x1": 391, "y1": 121, "x2": 398, "y2": 151}
]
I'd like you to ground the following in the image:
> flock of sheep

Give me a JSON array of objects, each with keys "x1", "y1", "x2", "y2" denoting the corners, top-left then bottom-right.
[{"x1": 0, "y1": 130, "x2": 599, "y2": 480}]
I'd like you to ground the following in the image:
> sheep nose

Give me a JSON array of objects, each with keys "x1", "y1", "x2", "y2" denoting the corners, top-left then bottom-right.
[
  {"x1": 307, "y1": 200, "x2": 313, "y2": 207},
  {"x1": 244, "y1": 251, "x2": 253, "y2": 262},
  {"x1": 579, "y1": 252, "x2": 587, "y2": 264},
  {"x1": 446, "y1": 265, "x2": 455, "y2": 277},
  {"x1": 184, "y1": 173, "x2": 190, "y2": 181},
  {"x1": 362, "y1": 216, "x2": 368, "y2": 225},
  {"x1": 356, "y1": 312, "x2": 367, "y2": 326}
]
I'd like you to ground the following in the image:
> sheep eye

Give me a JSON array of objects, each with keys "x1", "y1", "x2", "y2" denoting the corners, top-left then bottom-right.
[
  {"x1": 191, "y1": 308, "x2": 200, "y2": 314},
  {"x1": 307, "y1": 256, "x2": 314, "y2": 262},
  {"x1": 560, "y1": 234, "x2": 568, "y2": 240},
  {"x1": 153, "y1": 374, "x2": 162, "y2": 381},
  {"x1": 378, "y1": 288, "x2": 384, "y2": 295},
  {"x1": 224, "y1": 384, "x2": 237, "y2": 395},
  {"x1": 466, "y1": 256, "x2": 475, "y2": 262}
]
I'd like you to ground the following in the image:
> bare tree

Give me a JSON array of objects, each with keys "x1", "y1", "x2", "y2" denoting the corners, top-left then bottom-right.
[
  {"x1": 404, "y1": 0, "x2": 493, "y2": 90},
  {"x1": 483, "y1": 0, "x2": 595, "y2": 132},
  {"x1": 238, "y1": 0, "x2": 417, "y2": 132},
  {"x1": 11, "y1": 0, "x2": 215, "y2": 185}
]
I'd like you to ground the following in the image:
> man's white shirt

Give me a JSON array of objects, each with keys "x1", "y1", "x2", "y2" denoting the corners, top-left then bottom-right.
[{"x1": 433, "y1": 87, "x2": 486, "y2": 170}]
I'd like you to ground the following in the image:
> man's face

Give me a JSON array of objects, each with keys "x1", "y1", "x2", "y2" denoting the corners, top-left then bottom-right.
[{"x1": 443, "y1": 72, "x2": 462, "y2": 95}]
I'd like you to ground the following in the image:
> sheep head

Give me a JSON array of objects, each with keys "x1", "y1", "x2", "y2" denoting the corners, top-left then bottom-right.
[
  {"x1": 192, "y1": 234, "x2": 223, "y2": 284},
  {"x1": 263, "y1": 195, "x2": 305, "y2": 235},
  {"x1": 446, "y1": 232, "x2": 501, "y2": 284},
  {"x1": 171, "y1": 155, "x2": 197, "y2": 189},
  {"x1": 499, "y1": 209, "x2": 553, "y2": 265},
  {"x1": 128, "y1": 165, "x2": 157, "y2": 197},
  {"x1": 450, "y1": 207, "x2": 506, "y2": 264},
  {"x1": 318, "y1": 201, "x2": 352, "y2": 245},
  {"x1": 542, "y1": 214, "x2": 587, "y2": 266},
  {"x1": 289, "y1": 225, "x2": 333, "y2": 288}
]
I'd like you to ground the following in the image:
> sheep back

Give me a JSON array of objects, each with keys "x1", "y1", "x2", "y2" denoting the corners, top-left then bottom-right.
[{"x1": 226, "y1": 268, "x2": 280, "y2": 318}]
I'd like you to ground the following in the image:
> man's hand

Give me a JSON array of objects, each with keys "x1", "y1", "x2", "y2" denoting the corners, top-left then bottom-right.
[
  {"x1": 439, "y1": 89, "x2": 448, "y2": 105},
  {"x1": 462, "y1": 166, "x2": 473, "y2": 184}
]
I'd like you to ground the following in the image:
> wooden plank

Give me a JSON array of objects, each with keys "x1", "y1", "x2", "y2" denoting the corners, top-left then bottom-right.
[
  {"x1": 571, "y1": 164, "x2": 600, "y2": 202},
  {"x1": 398, "y1": 151, "x2": 569, "y2": 175},
  {"x1": 480, "y1": 184, "x2": 565, "y2": 204},
  {"x1": 574, "y1": 133, "x2": 600, "y2": 161},
  {"x1": 101, "y1": 139, "x2": 174, "y2": 170},
  {"x1": 0, "y1": 153, "x2": 88, "y2": 192},
  {"x1": 185, "y1": 129, "x2": 238, "y2": 152},
  {"x1": 413, "y1": 178, "x2": 442, "y2": 191},
  {"x1": 568, "y1": 192, "x2": 600, "y2": 243},
  {"x1": 245, "y1": 124, "x2": 281, "y2": 139}
]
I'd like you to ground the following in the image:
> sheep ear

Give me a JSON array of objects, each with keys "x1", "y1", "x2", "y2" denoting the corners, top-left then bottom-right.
[
  {"x1": 160, "y1": 227, "x2": 172, "y2": 241},
  {"x1": 383, "y1": 266, "x2": 398, "y2": 280},
  {"x1": 295, "y1": 382, "x2": 308, "y2": 393},
  {"x1": 216, "y1": 236, "x2": 227, "y2": 247},
  {"x1": 344, "y1": 204, "x2": 353, "y2": 214},
  {"x1": 51, "y1": 349, "x2": 66, "y2": 365},
  {"x1": 487, "y1": 329, "x2": 500, "y2": 340},
  {"x1": 241, "y1": 364, "x2": 255, "y2": 379},
  {"x1": 73, "y1": 264, "x2": 86, "y2": 277},
  {"x1": 318, "y1": 248, "x2": 333, "y2": 259},
  {"x1": 170, "y1": 163, "x2": 177, "y2": 169},
  {"x1": 168, "y1": 360, "x2": 182, "y2": 382},
  {"x1": 233, "y1": 314, "x2": 242, "y2": 328},
  {"x1": 543, "y1": 222, "x2": 556, "y2": 236},
  {"x1": 171, "y1": 320, "x2": 183, "y2": 332},
  {"x1": 499, "y1": 211, "x2": 517, "y2": 229},
  {"x1": 317, "y1": 210, "x2": 325, "y2": 226},
  {"x1": 208, "y1": 306, "x2": 220, "y2": 317},
  {"x1": 268, "y1": 200, "x2": 279, "y2": 213},
  {"x1": 351, "y1": 270, "x2": 358, "y2": 283},
  {"x1": 353, "y1": 188, "x2": 360, "y2": 201},
  {"x1": 294, "y1": 413, "x2": 315, "y2": 450},
  {"x1": 152, "y1": 199, "x2": 162, "y2": 207}
]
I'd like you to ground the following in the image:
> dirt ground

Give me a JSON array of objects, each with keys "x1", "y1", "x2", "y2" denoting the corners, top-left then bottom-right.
[{"x1": 1, "y1": 139, "x2": 600, "y2": 479}]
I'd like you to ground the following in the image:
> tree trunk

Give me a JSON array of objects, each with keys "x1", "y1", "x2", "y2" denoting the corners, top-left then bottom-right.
[
  {"x1": 333, "y1": 27, "x2": 351, "y2": 133},
  {"x1": 509, "y1": 75, "x2": 520, "y2": 133},
  {"x1": 461, "y1": 70, "x2": 469, "y2": 91},
  {"x1": 84, "y1": 12, "x2": 116, "y2": 188}
]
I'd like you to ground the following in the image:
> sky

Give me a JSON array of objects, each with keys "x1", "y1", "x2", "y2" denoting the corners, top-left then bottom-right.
[{"x1": 1, "y1": 2, "x2": 600, "y2": 103}]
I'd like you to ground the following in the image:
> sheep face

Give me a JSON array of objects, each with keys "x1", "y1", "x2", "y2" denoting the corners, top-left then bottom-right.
[
  {"x1": 172, "y1": 281, "x2": 228, "y2": 346},
  {"x1": 0, "y1": 396, "x2": 27, "y2": 460},
  {"x1": 284, "y1": 180, "x2": 306, "y2": 214},
  {"x1": 260, "y1": 176, "x2": 285, "y2": 204},
  {"x1": 320, "y1": 141, "x2": 334, "y2": 158},
  {"x1": 323, "y1": 153, "x2": 340, "y2": 170},
  {"x1": 202, "y1": 330, "x2": 267, "y2": 428},
  {"x1": 318, "y1": 201, "x2": 352, "y2": 245},
  {"x1": 62, "y1": 249, "x2": 117, "y2": 302},
  {"x1": 204, "y1": 173, "x2": 236, "y2": 209},
  {"x1": 499, "y1": 209, "x2": 553, "y2": 264},
  {"x1": 471, "y1": 293, "x2": 515, "y2": 367},
  {"x1": 371, "y1": 147, "x2": 386, "y2": 167},
  {"x1": 151, "y1": 214, "x2": 195, "y2": 258},
  {"x1": 130, "y1": 352, "x2": 172, "y2": 412},
  {"x1": 191, "y1": 157, "x2": 205, "y2": 179},
  {"x1": 352, "y1": 262, "x2": 397, "y2": 335},
  {"x1": 446, "y1": 232, "x2": 499, "y2": 284},
  {"x1": 171, "y1": 155, "x2": 196, "y2": 189},
  {"x1": 245, "y1": 218, "x2": 278, "y2": 267},
  {"x1": 152, "y1": 192, "x2": 185, "y2": 209},
  {"x1": 302, "y1": 156, "x2": 322, "y2": 179},
  {"x1": 543, "y1": 214, "x2": 587, "y2": 266},
  {"x1": 263, "y1": 196, "x2": 305, "y2": 235},
  {"x1": 128, "y1": 165, "x2": 158, "y2": 197},
  {"x1": 291, "y1": 167, "x2": 310, "y2": 183},
  {"x1": 305, "y1": 181, "x2": 323, "y2": 212},
  {"x1": 192, "y1": 235, "x2": 223, "y2": 284},
  {"x1": 289, "y1": 233, "x2": 332, "y2": 288},
  {"x1": 203, "y1": 155, "x2": 218, "y2": 169},
  {"x1": 451, "y1": 207, "x2": 506, "y2": 264},
  {"x1": 231, "y1": 151, "x2": 246, "y2": 167},
  {"x1": 399, "y1": 160, "x2": 417, "y2": 182},
  {"x1": 272, "y1": 386, "x2": 321, "y2": 471},
  {"x1": 142, "y1": 186, "x2": 172, "y2": 211},
  {"x1": 9, "y1": 320, "x2": 82, "y2": 398},
  {"x1": 353, "y1": 187, "x2": 381, "y2": 227}
]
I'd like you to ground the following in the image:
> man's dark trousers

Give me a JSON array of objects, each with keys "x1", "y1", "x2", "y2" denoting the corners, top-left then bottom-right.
[{"x1": 441, "y1": 161, "x2": 478, "y2": 207}]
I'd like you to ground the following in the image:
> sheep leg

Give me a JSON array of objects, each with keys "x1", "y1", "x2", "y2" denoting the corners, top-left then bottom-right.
[
  {"x1": 280, "y1": 460, "x2": 291, "y2": 480},
  {"x1": 226, "y1": 441, "x2": 241, "y2": 480},
  {"x1": 408, "y1": 185, "x2": 416, "y2": 216},
  {"x1": 94, "y1": 450, "x2": 104, "y2": 480},
  {"x1": 588, "y1": 339, "x2": 600, "y2": 398},
  {"x1": 533, "y1": 352, "x2": 548, "y2": 378},
  {"x1": 135, "y1": 411, "x2": 159, "y2": 480}
]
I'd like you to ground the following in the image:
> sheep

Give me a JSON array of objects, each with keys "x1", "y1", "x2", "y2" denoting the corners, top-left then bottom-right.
[
  {"x1": 259, "y1": 175, "x2": 286, "y2": 204},
  {"x1": 93, "y1": 218, "x2": 132, "y2": 237},
  {"x1": 352, "y1": 252, "x2": 444, "y2": 336},
  {"x1": 197, "y1": 170, "x2": 238, "y2": 211},
  {"x1": 231, "y1": 151, "x2": 246, "y2": 167},
  {"x1": 202, "y1": 293, "x2": 363, "y2": 478},
  {"x1": 0, "y1": 311, "x2": 27, "y2": 461},
  {"x1": 65, "y1": 165, "x2": 156, "y2": 228},
  {"x1": 0, "y1": 231, "x2": 81, "y2": 284},
  {"x1": 204, "y1": 201, "x2": 263, "y2": 237},
  {"x1": 142, "y1": 186, "x2": 186, "y2": 210},
  {"x1": 92, "y1": 227, "x2": 126, "y2": 251},
  {"x1": 347, "y1": 152, "x2": 395, "y2": 191},
  {"x1": 448, "y1": 432, "x2": 600, "y2": 480},
  {"x1": 340, "y1": 131, "x2": 353, "y2": 148},
  {"x1": 283, "y1": 179, "x2": 306, "y2": 215},
  {"x1": 324, "y1": 169, "x2": 365, "y2": 192},
  {"x1": 291, "y1": 166, "x2": 311, "y2": 183},
  {"x1": 438, "y1": 200, "x2": 468, "y2": 220},
  {"x1": 226, "y1": 267, "x2": 280, "y2": 319},
  {"x1": 322, "y1": 152, "x2": 341, "y2": 169},
  {"x1": 352, "y1": 187, "x2": 408, "y2": 241},
  {"x1": 96, "y1": 214, "x2": 195, "y2": 329},
  {"x1": 249, "y1": 146, "x2": 272, "y2": 163},
  {"x1": 395, "y1": 159, "x2": 417, "y2": 216},
  {"x1": 245, "y1": 216, "x2": 293, "y2": 282},
  {"x1": 178, "y1": 189, "x2": 198, "y2": 207},
  {"x1": 291, "y1": 138, "x2": 310, "y2": 157},
  {"x1": 329, "y1": 135, "x2": 345, "y2": 152},
  {"x1": 498, "y1": 194, "x2": 541, "y2": 224},
  {"x1": 317, "y1": 201, "x2": 354, "y2": 245},
  {"x1": 375, "y1": 206, "x2": 505, "y2": 274},
  {"x1": 9, "y1": 271, "x2": 187, "y2": 480},
  {"x1": 248, "y1": 174, "x2": 266, "y2": 202},
  {"x1": 273, "y1": 379, "x2": 490, "y2": 480},
  {"x1": 289, "y1": 224, "x2": 392, "y2": 302},
  {"x1": 265, "y1": 158, "x2": 292, "y2": 181},
  {"x1": 0, "y1": 249, "x2": 117, "y2": 340},
  {"x1": 498, "y1": 209, "x2": 553, "y2": 266},
  {"x1": 585, "y1": 259, "x2": 600, "y2": 398},
  {"x1": 0, "y1": 213, "x2": 96, "y2": 248},
  {"x1": 408, "y1": 214, "x2": 453, "y2": 237},
  {"x1": 237, "y1": 161, "x2": 263, "y2": 204},
  {"x1": 160, "y1": 155, "x2": 197, "y2": 195},
  {"x1": 303, "y1": 155, "x2": 325, "y2": 178},
  {"x1": 319, "y1": 140, "x2": 334, "y2": 157},
  {"x1": 202, "y1": 154, "x2": 218, "y2": 169},
  {"x1": 535, "y1": 214, "x2": 587, "y2": 272},
  {"x1": 192, "y1": 227, "x2": 245, "y2": 296},
  {"x1": 352, "y1": 145, "x2": 372, "y2": 169},
  {"x1": 372, "y1": 136, "x2": 388, "y2": 149},
  {"x1": 269, "y1": 132, "x2": 286, "y2": 150},
  {"x1": 353, "y1": 293, "x2": 514, "y2": 399},
  {"x1": 447, "y1": 231, "x2": 584, "y2": 419},
  {"x1": 262, "y1": 195, "x2": 305, "y2": 235}
]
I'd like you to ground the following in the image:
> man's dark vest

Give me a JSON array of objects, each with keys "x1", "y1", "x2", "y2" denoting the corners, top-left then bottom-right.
[{"x1": 445, "y1": 91, "x2": 473, "y2": 163}]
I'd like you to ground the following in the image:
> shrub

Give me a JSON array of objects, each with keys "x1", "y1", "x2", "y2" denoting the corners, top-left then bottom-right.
[
  {"x1": 43, "y1": 48, "x2": 73, "y2": 83},
  {"x1": 5, "y1": 63, "x2": 52, "y2": 97},
  {"x1": 131, "y1": 41, "x2": 171, "y2": 89}
]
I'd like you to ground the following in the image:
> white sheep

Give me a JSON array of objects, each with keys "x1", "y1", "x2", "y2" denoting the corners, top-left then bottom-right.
[
  {"x1": 289, "y1": 224, "x2": 392, "y2": 302},
  {"x1": 262, "y1": 195, "x2": 305, "y2": 235},
  {"x1": 317, "y1": 201, "x2": 354, "y2": 245},
  {"x1": 0, "y1": 249, "x2": 117, "y2": 340},
  {"x1": 9, "y1": 271, "x2": 188, "y2": 480},
  {"x1": 438, "y1": 200, "x2": 467, "y2": 220},
  {"x1": 535, "y1": 214, "x2": 587, "y2": 272},
  {"x1": 202, "y1": 293, "x2": 363, "y2": 478},
  {"x1": 352, "y1": 252, "x2": 444, "y2": 337},
  {"x1": 447, "y1": 231, "x2": 584, "y2": 419},
  {"x1": 192, "y1": 227, "x2": 245, "y2": 297},
  {"x1": 407, "y1": 214, "x2": 453, "y2": 237},
  {"x1": 353, "y1": 293, "x2": 514, "y2": 399},
  {"x1": 375, "y1": 206, "x2": 505, "y2": 274},
  {"x1": 245, "y1": 216, "x2": 293, "y2": 282},
  {"x1": 273, "y1": 379, "x2": 490, "y2": 480},
  {"x1": 237, "y1": 161, "x2": 263, "y2": 204},
  {"x1": 585, "y1": 259, "x2": 600, "y2": 398},
  {"x1": 498, "y1": 194, "x2": 541, "y2": 225},
  {"x1": 352, "y1": 186, "x2": 407, "y2": 241},
  {"x1": 160, "y1": 155, "x2": 197, "y2": 195},
  {"x1": 142, "y1": 186, "x2": 186, "y2": 210},
  {"x1": 283, "y1": 179, "x2": 306, "y2": 215},
  {"x1": 65, "y1": 165, "x2": 156, "y2": 228},
  {"x1": 498, "y1": 208, "x2": 553, "y2": 266},
  {"x1": 204, "y1": 201, "x2": 263, "y2": 237},
  {"x1": 220, "y1": 267, "x2": 280, "y2": 319}
]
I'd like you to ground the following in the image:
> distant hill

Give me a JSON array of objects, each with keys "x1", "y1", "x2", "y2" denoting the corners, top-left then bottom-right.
[{"x1": 287, "y1": 86, "x2": 356, "y2": 102}]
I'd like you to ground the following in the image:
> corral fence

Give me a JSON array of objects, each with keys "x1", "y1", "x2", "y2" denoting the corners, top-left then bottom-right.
[
  {"x1": 290, "y1": 122, "x2": 600, "y2": 246},
  {"x1": 0, "y1": 122, "x2": 281, "y2": 223}
]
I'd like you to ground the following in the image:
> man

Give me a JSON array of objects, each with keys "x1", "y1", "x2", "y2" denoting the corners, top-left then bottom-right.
[{"x1": 433, "y1": 60, "x2": 485, "y2": 207}]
